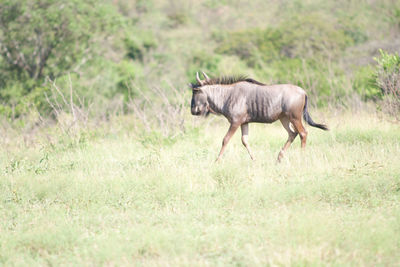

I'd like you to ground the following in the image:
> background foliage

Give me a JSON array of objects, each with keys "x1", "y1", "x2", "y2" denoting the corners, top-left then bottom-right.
[{"x1": 0, "y1": 0, "x2": 400, "y2": 121}]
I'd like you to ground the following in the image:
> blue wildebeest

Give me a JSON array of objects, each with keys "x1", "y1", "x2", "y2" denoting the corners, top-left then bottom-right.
[{"x1": 190, "y1": 72, "x2": 328, "y2": 162}]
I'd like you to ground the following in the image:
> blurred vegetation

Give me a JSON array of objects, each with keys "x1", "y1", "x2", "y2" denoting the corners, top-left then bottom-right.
[
  {"x1": 374, "y1": 49, "x2": 400, "y2": 117},
  {"x1": 0, "y1": 0, "x2": 400, "y2": 121}
]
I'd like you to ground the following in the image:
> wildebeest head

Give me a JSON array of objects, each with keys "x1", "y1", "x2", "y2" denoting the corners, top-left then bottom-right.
[{"x1": 190, "y1": 72, "x2": 211, "y2": 116}]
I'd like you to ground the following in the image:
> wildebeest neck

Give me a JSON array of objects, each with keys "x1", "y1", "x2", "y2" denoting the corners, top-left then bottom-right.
[{"x1": 202, "y1": 84, "x2": 244, "y2": 120}]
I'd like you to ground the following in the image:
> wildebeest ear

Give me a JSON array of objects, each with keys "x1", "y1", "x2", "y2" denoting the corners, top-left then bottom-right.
[{"x1": 188, "y1": 83, "x2": 201, "y2": 90}]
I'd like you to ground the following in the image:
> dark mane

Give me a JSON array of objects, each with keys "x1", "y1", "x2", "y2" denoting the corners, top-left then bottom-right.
[{"x1": 192, "y1": 75, "x2": 265, "y2": 88}]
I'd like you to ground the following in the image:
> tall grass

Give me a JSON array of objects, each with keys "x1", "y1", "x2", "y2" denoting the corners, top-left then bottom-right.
[{"x1": 1, "y1": 111, "x2": 399, "y2": 265}]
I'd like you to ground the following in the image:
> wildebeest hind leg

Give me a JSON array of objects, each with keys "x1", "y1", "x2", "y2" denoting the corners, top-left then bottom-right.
[
  {"x1": 216, "y1": 123, "x2": 240, "y2": 162},
  {"x1": 291, "y1": 118, "x2": 307, "y2": 149},
  {"x1": 241, "y1": 123, "x2": 255, "y2": 160},
  {"x1": 277, "y1": 116, "x2": 298, "y2": 162}
]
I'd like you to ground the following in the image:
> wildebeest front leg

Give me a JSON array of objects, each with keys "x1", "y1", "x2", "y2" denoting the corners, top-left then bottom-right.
[
  {"x1": 241, "y1": 123, "x2": 255, "y2": 160},
  {"x1": 215, "y1": 123, "x2": 240, "y2": 162}
]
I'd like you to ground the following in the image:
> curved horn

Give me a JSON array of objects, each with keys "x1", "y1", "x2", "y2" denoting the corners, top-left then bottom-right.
[
  {"x1": 202, "y1": 71, "x2": 210, "y2": 82},
  {"x1": 196, "y1": 72, "x2": 203, "y2": 85}
]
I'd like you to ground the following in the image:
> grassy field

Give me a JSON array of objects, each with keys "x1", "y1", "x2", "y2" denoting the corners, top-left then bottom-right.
[{"x1": 1, "y1": 112, "x2": 400, "y2": 266}]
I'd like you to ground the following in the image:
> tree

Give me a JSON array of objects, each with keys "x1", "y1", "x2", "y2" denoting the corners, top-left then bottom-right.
[{"x1": 0, "y1": 0, "x2": 119, "y2": 88}]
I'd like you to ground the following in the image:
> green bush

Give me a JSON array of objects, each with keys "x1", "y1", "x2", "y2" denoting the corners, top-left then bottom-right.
[
  {"x1": 214, "y1": 13, "x2": 355, "y2": 67},
  {"x1": 277, "y1": 13, "x2": 354, "y2": 58},
  {"x1": 374, "y1": 49, "x2": 400, "y2": 117},
  {"x1": 0, "y1": 0, "x2": 121, "y2": 82},
  {"x1": 214, "y1": 28, "x2": 282, "y2": 67},
  {"x1": 352, "y1": 49, "x2": 400, "y2": 117},
  {"x1": 186, "y1": 51, "x2": 222, "y2": 83},
  {"x1": 0, "y1": 0, "x2": 124, "y2": 117},
  {"x1": 124, "y1": 31, "x2": 157, "y2": 61},
  {"x1": 374, "y1": 49, "x2": 400, "y2": 76},
  {"x1": 353, "y1": 66, "x2": 380, "y2": 100}
]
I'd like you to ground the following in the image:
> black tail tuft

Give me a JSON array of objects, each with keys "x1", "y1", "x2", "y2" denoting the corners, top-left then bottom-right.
[{"x1": 303, "y1": 95, "x2": 328, "y2": 131}]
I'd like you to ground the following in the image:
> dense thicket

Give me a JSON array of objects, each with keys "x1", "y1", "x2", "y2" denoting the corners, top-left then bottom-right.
[{"x1": 1, "y1": 0, "x2": 399, "y2": 120}]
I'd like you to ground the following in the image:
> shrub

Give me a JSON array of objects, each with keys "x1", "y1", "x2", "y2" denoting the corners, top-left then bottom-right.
[
  {"x1": 353, "y1": 66, "x2": 380, "y2": 100},
  {"x1": 214, "y1": 28, "x2": 282, "y2": 67},
  {"x1": 277, "y1": 13, "x2": 354, "y2": 59},
  {"x1": 0, "y1": 0, "x2": 123, "y2": 117},
  {"x1": 186, "y1": 51, "x2": 222, "y2": 83},
  {"x1": 374, "y1": 49, "x2": 400, "y2": 118},
  {"x1": 214, "y1": 13, "x2": 355, "y2": 67},
  {"x1": 124, "y1": 31, "x2": 157, "y2": 61},
  {"x1": 0, "y1": 0, "x2": 120, "y2": 82}
]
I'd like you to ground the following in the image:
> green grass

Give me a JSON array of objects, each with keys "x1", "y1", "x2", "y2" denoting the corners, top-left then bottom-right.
[{"x1": 1, "y1": 112, "x2": 400, "y2": 266}]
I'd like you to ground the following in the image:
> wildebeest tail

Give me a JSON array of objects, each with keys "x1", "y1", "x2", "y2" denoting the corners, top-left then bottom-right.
[{"x1": 303, "y1": 95, "x2": 328, "y2": 130}]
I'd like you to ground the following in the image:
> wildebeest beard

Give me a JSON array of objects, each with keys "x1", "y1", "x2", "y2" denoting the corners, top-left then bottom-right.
[
  {"x1": 204, "y1": 104, "x2": 218, "y2": 117},
  {"x1": 198, "y1": 107, "x2": 211, "y2": 117}
]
